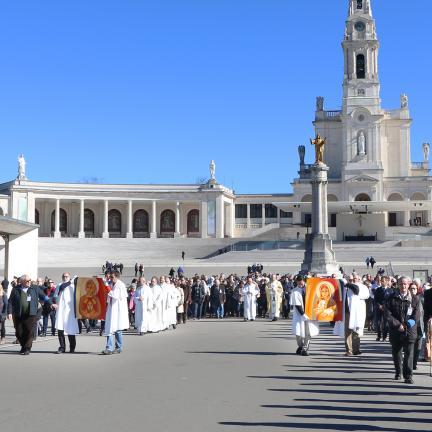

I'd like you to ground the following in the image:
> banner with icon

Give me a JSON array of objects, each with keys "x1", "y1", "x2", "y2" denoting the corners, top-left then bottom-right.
[{"x1": 305, "y1": 278, "x2": 343, "y2": 322}]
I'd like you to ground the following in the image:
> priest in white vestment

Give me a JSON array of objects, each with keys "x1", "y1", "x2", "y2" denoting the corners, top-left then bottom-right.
[
  {"x1": 54, "y1": 272, "x2": 79, "y2": 354},
  {"x1": 101, "y1": 271, "x2": 129, "y2": 355},
  {"x1": 267, "y1": 274, "x2": 284, "y2": 321},
  {"x1": 242, "y1": 277, "x2": 260, "y2": 321},
  {"x1": 165, "y1": 277, "x2": 181, "y2": 329},
  {"x1": 134, "y1": 277, "x2": 153, "y2": 335},
  {"x1": 290, "y1": 275, "x2": 319, "y2": 356},
  {"x1": 149, "y1": 277, "x2": 163, "y2": 333}
]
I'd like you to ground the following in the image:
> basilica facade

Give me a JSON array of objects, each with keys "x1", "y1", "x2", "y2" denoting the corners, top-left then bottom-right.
[{"x1": 0, "y1": 0, "x2": 430, "y2": 240}]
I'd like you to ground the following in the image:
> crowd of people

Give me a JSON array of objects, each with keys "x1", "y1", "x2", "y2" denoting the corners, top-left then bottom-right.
[{"x1": 1, "y1": 268, "x2": 431, "y2": 384}]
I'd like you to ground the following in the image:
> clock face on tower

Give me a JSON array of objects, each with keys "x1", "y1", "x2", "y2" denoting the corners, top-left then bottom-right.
[{"x1": 355, "y1": 21, "x2": 366, "y2": 31}]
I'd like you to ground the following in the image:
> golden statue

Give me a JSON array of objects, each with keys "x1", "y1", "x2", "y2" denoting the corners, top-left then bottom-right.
[{"x1": 310, "y1": 134, "x2": 326, "y2": 164}]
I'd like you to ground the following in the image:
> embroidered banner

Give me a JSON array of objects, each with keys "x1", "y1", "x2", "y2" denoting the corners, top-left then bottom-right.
[
  {"x1": 305, "y1": 278, "x2": 343, "y2": 322},
  {"x1": 75, "y1": 277, "x2": 107, "y2": 320}
]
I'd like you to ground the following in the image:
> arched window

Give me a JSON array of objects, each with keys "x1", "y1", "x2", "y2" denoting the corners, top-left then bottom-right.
[
  {"x1": 357, "y1": 0, "x2": 363, "y2": 9},
  {"x1": 133, "y1": 210, "x2": 149, "y2": 234},
  {"x1": 160, "y1": 209, "x2": 175, "y2": 233},
  {"x1": 51, "y1": 209, "x2": 67, "y2": 233},
  {"x1": 108, "y1": 209, "x2": 122, "y2": 233},
  {"x1": 355, "y1": 193, "x2": 371, "y2": 202},
  {"x1": 356, "y1": 54, "x2": 366, "y2": 79},
  {"x1": 187, "y1": 209, "x2": 200, "y2": 234},
  {"x1": 35, "y1": 209, "x2": 40, "y2": 225},
  {"x1": 84, "y1": 209, "x2": 95, "y2": 233}
]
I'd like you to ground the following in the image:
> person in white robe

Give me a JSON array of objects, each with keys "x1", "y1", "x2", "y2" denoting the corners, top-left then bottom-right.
[
  {"x1": 165, "y1": 277, "x2": 181, "y2": 329},
  {"x1": 290, "y1": 275, "x2": 319, "y2": 356},
  {"x1": 334, "y1": 273, "x2": 370, "y2": 356},
  {"x1": 159, "y1": 276, "x2": 170, "y2": 330},
  {"x1": 53, "y1": 272, "x2": 79, "y2": 354},
  {"x1": 149, "y1": 277, "x2": 163, "y2": 333},
  {"x1": 242, "y1": 277, "x2": 260, "y2": 321},
  {"x1": 101, "y1": 271, "x2": 129, "y2": 355},
  {"x1": 176, "y1": 283, "x2": 185, "y2": 325},
  {"x1": 134, "y1": 277, "x2": 153, "y2": 335}
]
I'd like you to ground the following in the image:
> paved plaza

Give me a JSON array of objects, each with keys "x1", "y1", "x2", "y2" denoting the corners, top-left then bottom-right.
[{"x1": 1, "y1": 318, "x2": 431, "y2": 432}]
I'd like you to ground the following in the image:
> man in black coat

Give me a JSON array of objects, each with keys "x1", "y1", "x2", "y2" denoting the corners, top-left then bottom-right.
[
  {"x1": 7, "y1": 275, "x2": 50, "y2": 355},
  {"x1": 385, "y1": 276, "x2": 420, "y2": 384},
  {"x1": 424, "y1": 287, "x2": 432, "y2": 360}
]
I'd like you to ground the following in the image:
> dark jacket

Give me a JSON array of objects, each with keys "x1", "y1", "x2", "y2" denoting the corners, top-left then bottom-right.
[
  {"x1": 7, "y1": 285, "x2": 49, "y2": 317},
  {"x1": 210, "y1": 284, "x2": 226, "y2": 306},
  {"x1": 1, "y1": 292, "x2": 8, "y2": 318},
  {"x1": 384, "y1": 291, "x2": 420, "y2": 343},
  {"x1": 181, "y1": 283, "x2": 192, "y2": 306},
  {"x1": 423, "y1": 289, "x2": 432, "y2": 325},
  {"x1": 191, "y1": 283, "x2": 205, "y2": 303}
]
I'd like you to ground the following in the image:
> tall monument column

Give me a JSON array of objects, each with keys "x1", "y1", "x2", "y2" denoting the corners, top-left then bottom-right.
[{"x1": 301, "y1": 135, "x2": 339, "y2": 276}]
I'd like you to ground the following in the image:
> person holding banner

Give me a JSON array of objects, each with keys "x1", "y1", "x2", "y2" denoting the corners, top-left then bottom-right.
[
  {"x1": 134, "y1": 277, "x2": 153, "y2": 335},
  {"x1": 291, "y1": 275, "x2": 319, "y2": 356},
  {"x1": 101, "y1": 271, "x2": 129, "y2": 355},
  {"x1": 53, "y1": 273, "x2": 79, "y2": 354}
]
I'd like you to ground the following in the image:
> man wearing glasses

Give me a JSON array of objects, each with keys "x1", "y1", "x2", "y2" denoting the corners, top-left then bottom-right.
[{"x1": 7, "y1": 275, "x2": 50, "y2": 355}]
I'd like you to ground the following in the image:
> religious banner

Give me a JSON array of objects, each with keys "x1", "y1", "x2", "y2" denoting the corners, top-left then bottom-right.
[
  {"x1": 305, "y1": 278, "x2": 343, "y2": 322},
  {"x1": 75, "y1": 277, "x2": 108, "y2": 320}
]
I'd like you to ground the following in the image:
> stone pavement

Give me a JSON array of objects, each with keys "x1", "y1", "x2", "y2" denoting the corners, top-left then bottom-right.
[{"x1": 1, "y1": 319, "x2": 431, "y2": 432}]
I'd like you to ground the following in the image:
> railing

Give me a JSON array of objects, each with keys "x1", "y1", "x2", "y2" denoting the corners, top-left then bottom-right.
[
  {"x1": 324, "y1": 110, "x2": 342, "y2": 119},
  {"x1": 411, "y1": 162, "x2": 426, "y2": 169}
]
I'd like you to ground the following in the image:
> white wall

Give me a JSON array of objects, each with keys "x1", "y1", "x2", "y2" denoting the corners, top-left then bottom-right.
[{"x1": 336, "y1": 213, "x2": 386, "y2": 241}]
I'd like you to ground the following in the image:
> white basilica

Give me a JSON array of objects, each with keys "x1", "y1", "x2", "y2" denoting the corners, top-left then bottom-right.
[{"x1": 0, "y1": 0, "x2": 431, "y2": 241}]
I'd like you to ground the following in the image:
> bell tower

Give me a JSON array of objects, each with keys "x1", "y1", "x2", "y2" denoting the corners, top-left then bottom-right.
[{"x1": 343, "y1": 0, "x2": 380, "y2": 115}]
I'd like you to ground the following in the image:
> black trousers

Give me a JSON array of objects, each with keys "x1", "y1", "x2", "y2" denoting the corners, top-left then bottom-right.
[
  {"x1": 13, "y1": 315, "x2": 38, "y2": 351},
  {"x1": 391, "y1": 337, "x2": 414, "y2": 378},
  {"x1": 57, "y1": 330, "x2": 76, "y2": 352}
]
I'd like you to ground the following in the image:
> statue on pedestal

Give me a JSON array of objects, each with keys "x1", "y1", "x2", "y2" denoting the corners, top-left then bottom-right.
[
  {"x1": 423, "y1": 142, "x2": 430, "y2": 162},
  {"x1": 357, "y1": 131, "x2": 366, "y2": 156},
  {"x1": 298, "y1": 145, "x2": 306, "y2": 165},
  {"x1": 400, "y1": 93, "x2": 408, "y2": 109},
  {"x1": 316, "y1": 96, "x2": 324, "y2": 112},
  {"x1": 310, "y1": 134, "x2": 326, "y2": 165},
  {"x1": 209, "y1": 160, "x2": 216, "y2": 180},
  {"x1": 18, "y1": 154, "x2": 27, "y2": 180}
]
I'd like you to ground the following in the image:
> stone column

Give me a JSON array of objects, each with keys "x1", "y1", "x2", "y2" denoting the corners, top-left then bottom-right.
[
  {"x1": 150, "y1": 200, "x2": 157, "y2": 238},
  {"x1": 301, "y1": 163, "x2": 339, "y2": 276},
  {"x1": 246, "y1": 203, "x2": 251, "y2": 229},
  {"x1": 54, "y1": 199, "x2": 61, "y2": 238},
  {"x1": 216, "y1": 195, "x2": 224, "y2": 239},
  {"x1": 102, "y1": 200, "x2": 109, "y2": 238},
  {"x1": 174, "y1": 202, "x2": 181, "y2": 237},
  {"x1": 403, "y1": 197, "x2": 411, "y2": 227},
  {"x1": 229, "y1": 201, "x2": 235, "y2": 238},
  {"x1": 126, "y1": 200, "x2": 133, "y2": 238},
  {"x1": 200, "y1": 200, "x2": 208, "y2": 239},
  {"x1": 427, "y1": 190, "x2": 432, "y2": 227},
  {"x1": 78, "y1": 199, "x2": 85, "y2": 238},
  {"x1": 262, "y1": 203, "x2": 266, "y2": 227}
]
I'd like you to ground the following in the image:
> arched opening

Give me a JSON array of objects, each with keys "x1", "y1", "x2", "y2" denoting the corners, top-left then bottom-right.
[
  {"x1": 108, "y1": 209, "x2": 122, "y2": 237},
  {"x1": 410, "y1": 193, "x2": 427, "y2": 227},
  {"x1": 301, "y1": 194, "x2": 312, "y2": 227},
  {"x1": 84, "y1": 209, "x2": 95, "y2": 235},
  {"x1": 387, "y1": 193, "x2": 404, "y2": 227},
  {"x1": 187, "y1": 209, "x2": 200, "y2": 237},
  {"x1": 355, "y1": 193, "x2": 371, "y2": 202},
  {"x1": 160, "y1": 209, "x2": 175, "y2": 237},
  {"x1": 51, "y1": 209, "x2": 67, "y2": 235},
  {"x1": 356, "y1": 54, "x2": 366, "y2": 79},
  {"x1": 35, "y1": 209, "x2": 40, "y2": 225},
  {"x1": 133, "y1": 209, "x2": 149, "y2": 237},
  {"x1": 327, "y1": 195, "x2": 338, "y2": 228},
  {"x1": 357, "y1": 0, "x2": 363, "y2": 9}
]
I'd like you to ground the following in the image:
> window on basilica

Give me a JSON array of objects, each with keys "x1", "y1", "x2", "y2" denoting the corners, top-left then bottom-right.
[
  {"x1": 357, "y1": 0, "x2": 363, "y2": 9},
  {"x1": 356, "y1": 54, "x2": 366, "y2": 79}
]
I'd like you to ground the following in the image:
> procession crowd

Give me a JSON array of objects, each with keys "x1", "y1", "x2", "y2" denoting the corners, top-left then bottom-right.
[{"x1": 1, "y1": 268, "x2": 431, "y2": 384}]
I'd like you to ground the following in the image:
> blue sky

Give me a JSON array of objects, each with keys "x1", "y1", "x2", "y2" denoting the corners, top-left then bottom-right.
[{"x1": 0, "y1": 0, "x2": 431, "y2": 193}]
